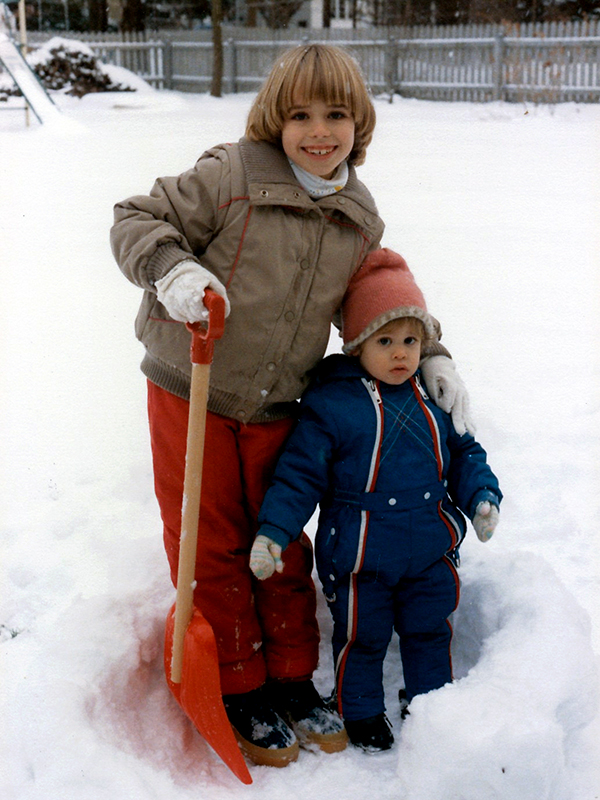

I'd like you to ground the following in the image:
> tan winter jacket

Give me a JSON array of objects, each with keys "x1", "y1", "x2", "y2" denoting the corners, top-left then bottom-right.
[{"x1": 111, "y1": 138, "x2": 389, "y2": 422}]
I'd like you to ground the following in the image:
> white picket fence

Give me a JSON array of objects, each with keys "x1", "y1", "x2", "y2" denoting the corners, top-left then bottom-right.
[{"x1": 27, "y1": 20, "x2": 600, "y2": 103}]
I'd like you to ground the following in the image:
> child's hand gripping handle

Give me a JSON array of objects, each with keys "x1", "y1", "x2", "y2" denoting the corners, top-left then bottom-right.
[{"x1": 187, "y1": 290, "x2": 226, "y2": 364}]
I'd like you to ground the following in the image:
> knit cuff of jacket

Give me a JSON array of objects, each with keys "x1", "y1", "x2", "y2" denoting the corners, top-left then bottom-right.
[
  {"x1": 256, "y1": 523, "x2": 294, "y2": 551},
  {"x1": 468, "y1": 489, "x2": 502, "y2": 521},
  {"x1": 147, "y1": 242, "x2": 197, "y2": 286}
]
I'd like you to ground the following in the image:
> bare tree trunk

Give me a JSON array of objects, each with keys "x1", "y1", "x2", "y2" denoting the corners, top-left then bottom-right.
[
  {"x1": 120, "y1": 0, "x2": 145, "y2": 32},
  {"x1": 89, "y1": 0, "x2": 108, "y2": 31},
  {"x1": 211, "y1": 0, "x2": 223, "y2": 98}
]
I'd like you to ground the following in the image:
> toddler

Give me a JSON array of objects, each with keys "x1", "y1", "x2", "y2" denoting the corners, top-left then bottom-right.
[{"x1": 251, "y1": 247, "x2": 501, "y2": 752}]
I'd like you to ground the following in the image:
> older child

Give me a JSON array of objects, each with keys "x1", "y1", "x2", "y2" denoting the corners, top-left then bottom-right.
[
  {"x1": 251, "y1": 248, "x2": 501, "y2": 753},
  {"x1": 111, "y1": 45, "x2": 471, "y2": 767}
]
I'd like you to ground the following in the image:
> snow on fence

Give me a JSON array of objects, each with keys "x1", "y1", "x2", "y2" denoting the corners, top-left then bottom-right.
[
  {"x1": 27, "y1": 20, "x2": 600, "y2": 103},
  {"x1": 91, "y1": 39, "x2": 165, "y2": 88}
]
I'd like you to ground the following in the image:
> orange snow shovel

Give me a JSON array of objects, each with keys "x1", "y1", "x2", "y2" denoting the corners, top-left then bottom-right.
[{"x1": 163, "y1": 290, "x2": 252, "y2": 785}]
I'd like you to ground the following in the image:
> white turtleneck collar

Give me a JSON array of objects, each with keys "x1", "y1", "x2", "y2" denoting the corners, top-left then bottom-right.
[{"x1": 288, "y1": 158, "x2": 349, "y2": 199}]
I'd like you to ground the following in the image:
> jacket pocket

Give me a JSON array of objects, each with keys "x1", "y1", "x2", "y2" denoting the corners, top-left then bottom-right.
[{"x1": 315, "y1": 504, "x2": 361, "y2": 593}]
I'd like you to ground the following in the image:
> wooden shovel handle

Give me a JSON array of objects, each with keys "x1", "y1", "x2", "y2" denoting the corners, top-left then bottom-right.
[{"x1": 170, "y1": 291, "x2": 225, "y2": 684}]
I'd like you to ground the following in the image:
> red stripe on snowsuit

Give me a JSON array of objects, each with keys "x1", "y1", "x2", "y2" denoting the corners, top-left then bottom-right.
[
  {"x1": 442, "y1": 555, "x2": 461, "y2": 680},
  {"x1": 410, "y1": 377, "x2": 443, "y2": 479},
  {"x1": 335, "y1": 380, "x2": 384, "y2": 716},
  {"x1": 410, "y1": 378, "x2": 459, "y2": 548},
  {"x1": 437, "y1": 503, "x2": 459, "y2": 549}
]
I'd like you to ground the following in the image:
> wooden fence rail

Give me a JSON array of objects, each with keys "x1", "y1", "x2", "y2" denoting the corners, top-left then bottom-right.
[{"x1": 25, "y1": 21, "x2": 600, "y2": 103}]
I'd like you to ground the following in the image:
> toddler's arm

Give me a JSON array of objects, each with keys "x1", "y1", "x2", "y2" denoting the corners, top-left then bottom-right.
[
  {"x1": 445, "y1": 430, "x2": 502, "y2": 541},
  {"x1": 250, "y1": 392, "x2": 337, "y2": 579}
]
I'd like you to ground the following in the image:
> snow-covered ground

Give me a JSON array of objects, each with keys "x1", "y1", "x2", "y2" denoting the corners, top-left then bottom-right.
[{"x1": 1, "y1": 73, "x2": 599, "y2": 800}]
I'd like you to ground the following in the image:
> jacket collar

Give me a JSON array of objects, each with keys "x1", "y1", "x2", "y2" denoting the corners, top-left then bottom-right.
[
  {"x1": 312, "y1": 353, "x2": 423, "y2": 390},
  {"x1": 312, "y1": 353, "x2": 371, "y2": 384},
  {"x1": 238, "y1": 138, "x2": 382, "y2": 236}
]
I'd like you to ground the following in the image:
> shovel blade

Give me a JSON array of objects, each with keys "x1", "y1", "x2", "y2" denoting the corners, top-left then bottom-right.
[{"x1": 164, "y1": 604, "x2": 252, "y2": 785}]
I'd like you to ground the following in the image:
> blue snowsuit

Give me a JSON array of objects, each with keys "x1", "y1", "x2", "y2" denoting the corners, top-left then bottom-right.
[{"x1": 258, "y1": 354, "x2": 501, "y2": 721}]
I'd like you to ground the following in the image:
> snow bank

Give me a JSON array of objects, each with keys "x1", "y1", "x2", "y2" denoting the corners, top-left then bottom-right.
[
  {"x1": 397, "y1": 550, "x2": 598, "y2": 800},
  {"x1": 1, "y1": 91, "x2": 599, "y2": 799}
]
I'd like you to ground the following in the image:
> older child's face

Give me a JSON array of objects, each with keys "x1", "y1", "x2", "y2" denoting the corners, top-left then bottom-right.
[
  {"x1": 357, "y1": 319, "x2": 423, "y2": 385},
  {"x1": 281, "y1": 99, "x2": 355, "y2": 179}
]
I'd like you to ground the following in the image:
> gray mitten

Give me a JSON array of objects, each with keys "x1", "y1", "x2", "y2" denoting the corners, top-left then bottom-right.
[
  {"x1": 473, "y1": 501, "x2": 499, "y2": 542},
  {"x1": 249, "y1": 534, "x2": 284, "y2": 580}
]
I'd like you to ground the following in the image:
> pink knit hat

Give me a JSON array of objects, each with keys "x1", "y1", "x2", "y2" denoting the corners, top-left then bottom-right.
[{"x1": 341, "y1": 248, "x2": 438, "y2": 354}]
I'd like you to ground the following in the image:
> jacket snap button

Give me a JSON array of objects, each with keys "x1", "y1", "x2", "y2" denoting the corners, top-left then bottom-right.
[
  {"x1": 330, "y1": 527, "x2": 336, "y2": 535},
  {"x1": 337, "y1": 197, "x2": 346, "y2": 204},
  {"x1": 260, "y1": 189, "x2": 269, "y2": 197},
  {"x1": 266, "y1": 362, "x2": 276, "y2": 371},
  {"x1": 285, "y1": 311, "x2": 295, "y2": 322},
  {"x1": 424, "y1": 492, "x2": 431, "y2": 499},
  {"x1": 388, "y1": 497, "x2": 397, "y2": 506},
  {"x1": 364, "y1": 215, "x2": 373, "y2": 225},
  {"x1": 299, "y1": 259, "x2": 309, "y2": 270},
  {"x1": 329, "y1": 574, "x2": 336, "y2": 582},
  {"x1": 237, "y1": 410, "x2": 247, "y2": 418}
]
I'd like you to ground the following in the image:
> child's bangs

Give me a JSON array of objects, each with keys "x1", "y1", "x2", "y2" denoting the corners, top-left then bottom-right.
[
  {"x1": 246, "y1": 44, "x2": 375, "y2": 164},
  {"x1": 279, "y1": 50, "x2": 359, "y2": 116}
]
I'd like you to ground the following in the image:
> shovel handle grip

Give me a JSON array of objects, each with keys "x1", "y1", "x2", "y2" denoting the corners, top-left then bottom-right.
[{"x1": 186, "y1": 290, "x2": 226, "y2": 364}]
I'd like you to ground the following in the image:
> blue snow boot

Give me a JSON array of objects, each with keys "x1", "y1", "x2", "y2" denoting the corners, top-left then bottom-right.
[{"x1": 345, "y1": 713, "x2": 394, "y2": 753}]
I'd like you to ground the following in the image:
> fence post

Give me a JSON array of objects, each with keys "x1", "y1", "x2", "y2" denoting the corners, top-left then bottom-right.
[
  {"x1": 163, "y1": 40, "x2": 173, "y2": 90},
  {"x1": 384, "y1": 37, "x2": 398, "y2": 102},
  {"x1": 492, "y1": 32, "x2": 504, "y2": 101},
  {"x1": 225, "y1": 37, "x2": 237, "y2": 94}
]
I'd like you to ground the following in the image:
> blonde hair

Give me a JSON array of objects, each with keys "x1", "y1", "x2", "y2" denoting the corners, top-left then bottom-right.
[{"x1": 245, "y1": 44, "x2": 376, "y2": 167}]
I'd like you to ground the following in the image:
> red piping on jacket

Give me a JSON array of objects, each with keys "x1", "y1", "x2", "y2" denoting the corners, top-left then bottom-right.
[
  {"x1": 410, "y1": 378, "x2": 461, "y2": 548},
  {"x1": 409, "y1": 377, "x2": 443, "y2": 479},
  {"x1": 225, "y1": 206, "x2": 253, "y2": 290},
  {"x1": 336, "y1": 380, "x2": 384, "y2": 716},
  {"x1": 443, "y1": 554, "x2": 460, "y2": 679}
]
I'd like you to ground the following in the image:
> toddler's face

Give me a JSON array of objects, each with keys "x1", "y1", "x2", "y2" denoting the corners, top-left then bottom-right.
[
  {"x1": 281, "y1": 99, "x2": 355, "y2": 179},
  {"x1": 357, "y1": 319, "x2": 423, "y2": 385}
]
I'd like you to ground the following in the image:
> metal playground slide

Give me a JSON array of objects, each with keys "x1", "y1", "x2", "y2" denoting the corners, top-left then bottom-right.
[{"x1": 0, "y1": 3, "x2": 61, "y2": 124}]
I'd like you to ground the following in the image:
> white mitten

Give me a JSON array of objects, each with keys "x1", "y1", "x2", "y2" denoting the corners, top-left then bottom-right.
[
  {"x1": 249, "y1": 534, "x2": 284, "y2": 580},
  {"x1": 473, "y1": 501, "x2": 499, "y2": 542},
  {"x1": 420, "y1": 355, "x2": 476, "y2": 436},
  {"x1": 155, "y1": 260, "x2": 230, "y2": 322}
]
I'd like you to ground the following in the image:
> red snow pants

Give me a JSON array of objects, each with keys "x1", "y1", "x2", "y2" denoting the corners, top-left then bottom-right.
[{"x1": 147, "y1": 381, "x2": 320, "y2": 696}]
